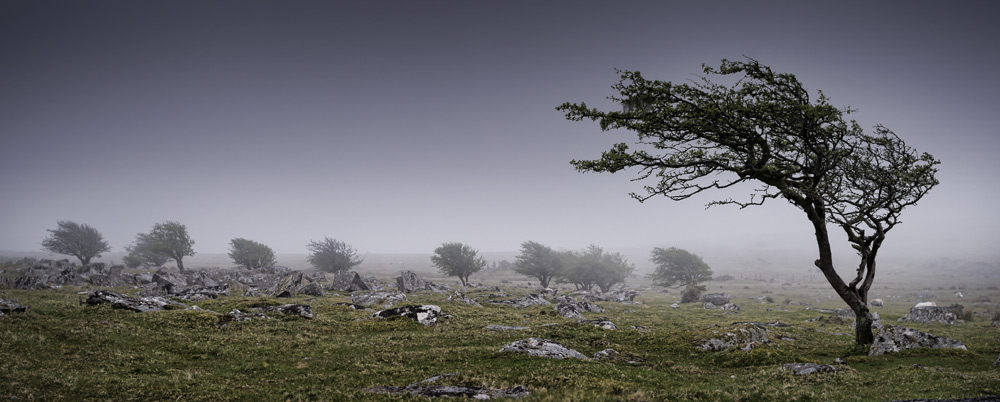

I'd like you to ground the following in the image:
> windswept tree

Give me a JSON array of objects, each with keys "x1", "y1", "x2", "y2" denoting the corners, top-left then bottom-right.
[
  {"x1": 228, "y1": 238, "x2": 277, "y2": 270},
  {"x1": 559, "y1": 245, "x2": 634, "y2": 292},
  {"x1": 123, "y1": 233, "x2": 170, "y2": 268},
  {"x1": 142, "y1": 221, "x2": 196, "y2": 272},
  {"x1": 514, "y1": 241, "x2": 563, "y2": 288},
  {"x1": 40, "y1": 221, "x2": 111, "y2": 266},
  {"x1": 558, "y1": 58, "x2": 938, "y2": 345},
  {"x1": 306, "y1": 237, "x2": 364, "y2": 273},
  {"x1": 649, "y1": 247, "x2": 713, "y2": 302},
  {"x1": 431, "y1": 242, "x2": 486, "y2": 287}
]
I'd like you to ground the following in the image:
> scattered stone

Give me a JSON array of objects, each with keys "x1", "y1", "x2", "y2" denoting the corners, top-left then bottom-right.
[
  {"x1": 555, "y1": 303, "x2": 585, "y2": 319},
  {"x1": 731, "y1": 321, "x2": 790, "y2": 327},
  {"x1": 670, "y1": 303, "x2": 680, "y2": 308},
  {"x1": 698, "y1": 323, "x2": 771, "y2": 352},
  {"x1": 592, "y1": 348, "x2": 642, "y2": 364},
  {"x1": 490, "y1": 294, "x2": 550, "y2": 308},
  {"x1": 447, "y1": 291, "x2": 482, "y2": 306},
  {"x1": 579, "y1": 319, "x2": 617, "y2": 330},
  {"x1": 899, "y1": 306, "x2": 956, "y2": 325},
  {"x1": 396, "y1": 270, "x2": 426, "y2": 293},
  {"x1": 370, "y1": 304, "x2": 443, "y2": 326},
  {"x1": 703, "y1": 302, "x2": 717, "y2": 309},
  {"x1": 584, "y1": 288, "x2": 638, "y2": 304},
  {"x1": 500, "y1": 338, "x2": 588, "y2": 360},
  {"x1": 721, "y1": 303, "x2": 741, "y2": 311},
  {"x1": 254, "y1": 304, "x2": 313, "y2": 319},
  {"x1": 85, "y1": 290, "x2": 188, "y2": 312},
  {"x1": 834, "y1": 358, "x2": 846, "y2": 365},
  {"x1": 365, "y1": 373, "x2": 530, "y2": 399},
  {"x1": 869, "y1": 325, "x2": 967, "y2": 356},
  {"x1": 298, "y1": 282, "x2": 325, "y2": 297},
  {"x1": 266, "y1": 272, "x2": 304, "y2": 298},
  {"x1": 0, "y1": 299, "x2": 29, "y2": 314},
  {"x1": 870, "y1": 298, "x2": 884, "y2": 307},
  {"x1": 702, "y1": 293, "x2": 731, "y2": 306},
  {"x1": 782, "y1": 363, "x2": 837, "y2": 375},
  {"x1": 352, "y1": 291, "x2": 407, "y2": 308},
  {"x1": 223, "y1": 309, "x2": 270, "y2": 322},
  {"x1": 332, "y1": 302, "x2": 367, "y2": 310},
  {"x1": 485, "y1": 324, "x2": 529, "y2": 331},
  {"x1": 174, "y1": 285, "x2": 229, "y2": 301}
]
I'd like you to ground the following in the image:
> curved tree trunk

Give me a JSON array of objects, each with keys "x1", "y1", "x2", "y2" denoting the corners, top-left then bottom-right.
[{"x1": 176, "y1": 258, "x2": 185, "y2": 273}]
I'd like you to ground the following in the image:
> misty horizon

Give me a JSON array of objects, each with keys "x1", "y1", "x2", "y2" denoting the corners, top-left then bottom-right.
[{"x1": 2, "y1": 2, "x2": 998, "y2": 263}]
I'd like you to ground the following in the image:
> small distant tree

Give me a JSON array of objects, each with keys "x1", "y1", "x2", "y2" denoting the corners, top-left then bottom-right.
[
  {"x1": 559, "y1": 245, "x2": 634, "y2": 292},
  {"x1": 649, "y1": 247, "x2": 713, "y2": 303},
  {"x1": 431, "y1": 242, "x2": 486, "y2": 286},
  {"x1": 142, "y1": 221, "x2": 195, "y2": 272},
  {"x1": 514, "y1": 241, "x2": 563, "y2": 288},
  {"x1": 228, "y1": 238, "x2": 277, "y2": 270},
  {"x1": 123, "y1": 233, "x2": 171, "y2": 269},
  {"x1": 306, "y1": 237, "x2": 364, "y2": 273},
  {"x1": 40, "y1": 220, "x2": 111, "y2": 266}
]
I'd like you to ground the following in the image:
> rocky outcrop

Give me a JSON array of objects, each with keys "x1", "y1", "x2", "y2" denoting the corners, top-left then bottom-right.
[
  {"x1": 698, "y1": 323, "x2": 770, "y2": 351},
  {"x1": 552, "y1": 296, "x2": 604, "y2": 313},
  {"x1": 370, "y1": 305, "x2": 443, "y2": 326},
  {"x1": 254, "y1": 304, "x2": 314, "y2": 319},
  {"x1": 869, "y1": 325, "x2": 966, "y2": 356},
  {"x1": 266, "y1": 272, "x2": 305, "y2": 298},
  {"x1": 328, "y1": 271, "x2": 370, "y2": 292},
  {"x1": 782, "y1": 363, "x2": 837, "y2": 375},
  {"x1": 366, "y1": 373, "x2": 530, "y2": 399},
  {"x1": 899, "y1": 306, "x2": 957, "y2": 324},
  {"x1": 702, "y1": 293, "x2": 731, "y2": 306},
  {"x1": 395, "y1": 271, "x2": 426, "y2": 293},
  {"x1": 490, "y1": 294, "x2": 550, "y2": 308},
  {"x1": 584, "y1": 288, "x2": 638, "y2": 303},
  {"x1": 85, "y1": 290, "x2": 188, "y2": 312},
  {"x1": 555, "y1": 303, "x2": 585, "y2": 319},
  {"x1": 223, "y1": 309, "x2": 270, "y2": 323},
  {"x1": 721, "y1": 303, "x2": 741, "y2": 311},
  {"x1": 579, "y1": 319, "x2": 617, "y2": 330},
  {"x1": 0, "y1": 298, "x2": 29, "y2": 314},
  {"x1": 446, "y1": 291, "x2": 481, "y2": 306},
  {"x1": 352, "y1": 291, "x2": 407, "y2": 308},
  {"x1": 500, "y1": 338, "x2": 588, "y2": 360}
]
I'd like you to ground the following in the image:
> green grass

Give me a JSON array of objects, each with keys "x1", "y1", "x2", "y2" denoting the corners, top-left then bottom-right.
[{"x1": 1, "y1": 281, "x2": 998, "y2": 401}]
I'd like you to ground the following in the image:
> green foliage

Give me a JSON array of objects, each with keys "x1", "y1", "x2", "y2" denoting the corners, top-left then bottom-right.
[
  {"x1": 431, "y1": 242, "x2": 486, "y2": 286},
  {"x1": 559, "y1": 245, "x2": 634, "y2": 292},
  {"x1": 650, "y1": 247, "x2": 713, "y2": 289},
  {"x1": 139, "y1": 221, "x2": 196, "y2": 272},
  {"x1": 227, "y1": 238, "x2": 277, "y2": 270},
  {"x1": 40, "y1": 220, "x2": 110, "y2": 266},
  {"x1": 124, "y1": 232, "x2": 170, "y2": 268},
  {"x1": 306, "y1": 237, "x2": 363, "y2": 273},
  {"x1": 513, "y1": 240, "x2": 562, "y2": 288}
]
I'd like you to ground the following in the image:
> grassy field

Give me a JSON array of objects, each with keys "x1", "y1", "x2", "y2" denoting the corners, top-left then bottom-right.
[{"x1": 1, "y1": 275, "x2": 999, "y2": 401}]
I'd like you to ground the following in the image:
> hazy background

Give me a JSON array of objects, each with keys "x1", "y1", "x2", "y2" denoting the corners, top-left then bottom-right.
[{"x1": 2, "y1": 1, "x2": 997, "y2": 276}]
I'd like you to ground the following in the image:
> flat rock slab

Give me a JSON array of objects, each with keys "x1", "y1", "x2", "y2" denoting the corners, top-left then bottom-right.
[
  {"x1": 366, "y1": 373, "x2": 529, "y2": 399},
  {"x1": 86, "y1": 290, "x2": 188, "y2": 312},
  {"x1": 899, "y1": 306, "x2": 957, "y2": 325},
  {"x1": 782, "y1": 363, "x2": 837, "y2": 375},
  {"x1": 0, "y1": 299, "x2": 29, "y2": 314},
  {"x1": 255, "y1": 304, "x2": 313, "y2": 319},
  {"x1": 500, "y1": 337, "x2": 588, "y2": 360},
  {"x1": 869, "y1": 325, "x2": 967, "y2": 356},
  {"x1": 370, "y1": 304, "x2": 442, "y2": 326}
]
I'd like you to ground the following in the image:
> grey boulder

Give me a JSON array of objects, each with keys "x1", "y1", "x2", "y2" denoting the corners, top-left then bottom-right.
[
  {"x1": 500, "y1": 337, "x2": 588, "y2": 360},
  {"x1": 370, "y1": 304, "x2": 443, "y2": 326},
  {"x1": 869, "y1": 325, "x2": 967, "y2": 356},
  {"x1": 782, "y1": 363, "x2": 837, "y2": 375}
]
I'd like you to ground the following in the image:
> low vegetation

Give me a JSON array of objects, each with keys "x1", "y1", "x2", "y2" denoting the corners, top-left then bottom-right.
[{"x1": 1, "y1": 272, "x2": 998, "y2": 401}]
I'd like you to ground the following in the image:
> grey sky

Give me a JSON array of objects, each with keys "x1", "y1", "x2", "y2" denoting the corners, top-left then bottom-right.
[{"x1": 1, "y1": 1, "x2": 997, "y2": 262}]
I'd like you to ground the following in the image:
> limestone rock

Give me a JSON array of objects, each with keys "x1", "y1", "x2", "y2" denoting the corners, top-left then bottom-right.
[
  {"x1": 703, "y1": 302, "x2": 717, "y2": 309},
  {"x1": 328, "y1": 271, "x2": 370, "y2": 292},
  {"x1": 266, "y1": 272, "x2": 304, "y2": 298},
  {"x1": 500, "y1": 337, "x2": 588, "y2": 360},
  {"x1": 592, "y1": 348, "x2": 642, "y2": 364},
  {"x1": 555, "y1": 303, "x2": 585, "y2": 319},
  {"x1": 395, "y1": 270, "x2": 426, "y2": 293},
  {"x1": 255, "y1": 304, "x2": 313, "y2": 319},
  {"x1": 579, "y1": 319, "x2": 617, "y2": 330},
  {"x1": 224, "y1": 309, "x2": 270, "y2": 322},
  {"x1": 698, "y1": 323, "x2": 770, "y2": 352},
  {"x1": 366, "y1": 373, "x2": 530, "y2": 399},
  {"x1": 485, "y1": 324, "x2": 529, "y2": 331},
  {"x1": 86, "y1": 290, "x2": 188, "y2": 312},
  {"x1": 584, "y1": 288, "x2": 638, "y2": 303},
  {"x1": 370, "y1": 304, "x2": 443, "y2": 326},
  {"x1": 490, "y1": 294, "x2": 550, "y2": 308},
  {"x1": 447, "y1": 291, "x2": 481, "y2": 306},
  {"x1": 722, "y1": 303, "x2": 741, "y2": 311},
  {"x1": 298, "y1": 282, "x2": 325, "y2": 297},
  {"x1": 352, "y1": 291, "x2": 407, "y2": 308},
  {"x1": 0, "y1": 298, "x2": 29, "y2": 314},
  {"x1": 899, "y1": 306, "x2": 956, "y2": 325},
  {"x1": 869, "y1": 325, "x2": 967, "y2": 356},
  {"x1": 782, "y1": 363, "x2": 837, "y2": 375},
  {"x1": 702, "y1": 293, "x2": 731, "y2": 306},
  {"x1": 870, "y1": 298, "x2": 884, "y2": 307}
]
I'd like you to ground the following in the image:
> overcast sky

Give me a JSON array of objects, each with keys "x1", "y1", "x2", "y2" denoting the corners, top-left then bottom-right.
[{"x1": 1, "y1": 1, "x2": 997, "y2": 263}]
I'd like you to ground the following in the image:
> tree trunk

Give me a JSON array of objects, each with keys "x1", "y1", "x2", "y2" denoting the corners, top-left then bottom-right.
[
  {"x1": 176, "y1": 258, "x2": 185, "y2": 272},
  {"x1": 540, "y1": 276, "x2": 550, "y2": 288},
  {"x1": 80, "y1": 256, "x2": 91, "y2": 266},
  {"x1": 854, "y1": 307, "x2": 875, "y2": 345}
]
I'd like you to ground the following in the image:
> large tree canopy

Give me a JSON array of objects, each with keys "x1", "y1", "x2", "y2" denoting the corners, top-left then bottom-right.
[
  {"x1": 514, "y1": 240, "x2": 563, "y2": 288},
  {"x1": 144, "y1": 221, "x2": 196, "y2": 272},
  {"x1": 306, "y1": 237, "x2": 364, "y2": 273},
  {"x1": 228, "y1": 238, "x2": 277, "y2": 270},
  {"x1": 558, "y1": 58, "x2": 938, "y2": 345},
  {"x1": 40, "y1": 221, "x2": 111, "y2": 266},
  {"x1": 431, "y1": 242, "x2": 486, "y2": 287}
]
